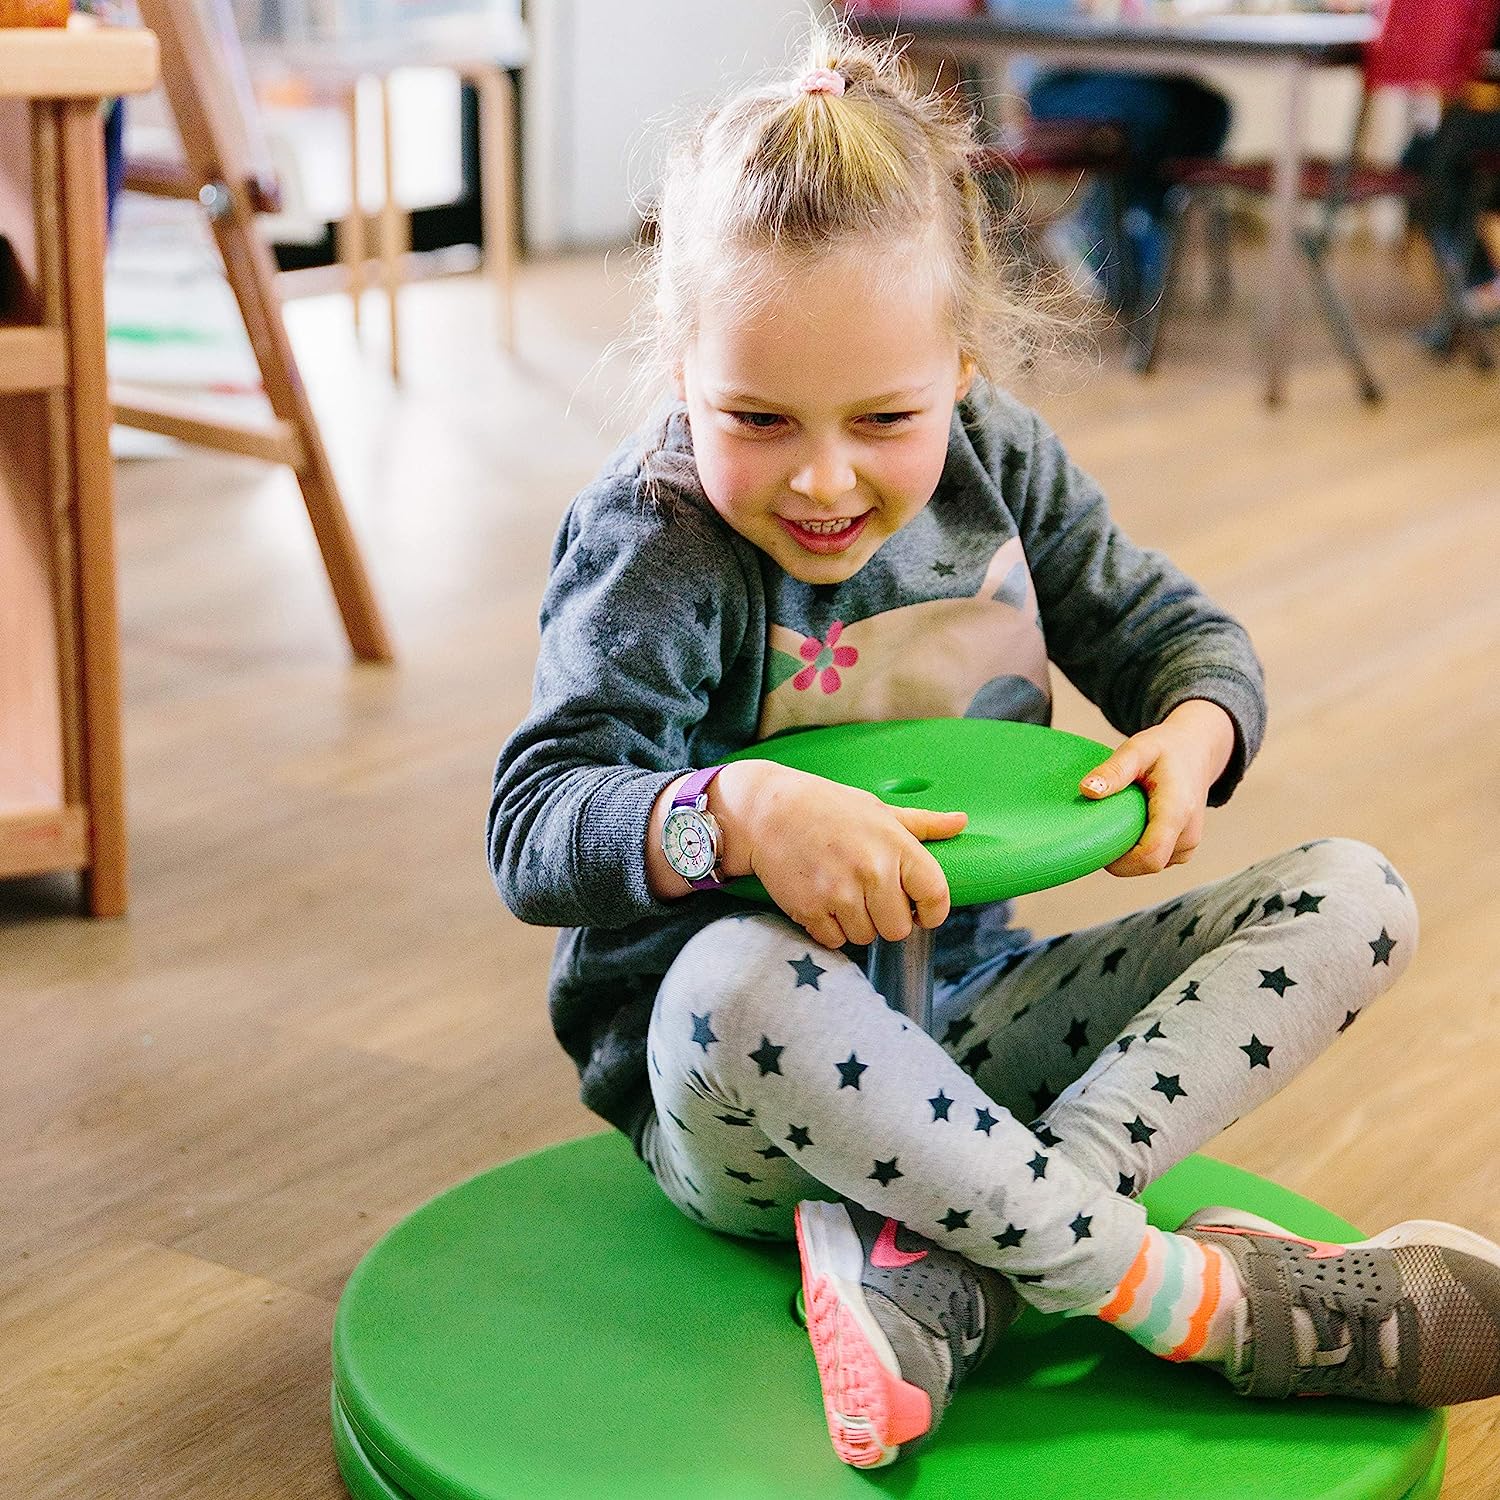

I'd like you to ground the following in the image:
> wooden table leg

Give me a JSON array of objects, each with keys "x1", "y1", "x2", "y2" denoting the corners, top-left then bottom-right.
[
  {"x1": 339, "y1": 78, "x2": 365, "y2": 337},
  {"x1": 1265, "y1": 58, "x2": 1307, "y2": 408},
  {"x1": 379, "y1": 72, "x2": 403, "y2": 382},
  {"x1": 58, "y1": 99, "x2": 128, "y2": 917},
  {"x1": 468, "y1": 64, "x2": 517, "y2": 354}
]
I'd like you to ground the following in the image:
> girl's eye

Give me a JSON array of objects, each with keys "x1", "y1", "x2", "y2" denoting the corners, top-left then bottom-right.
[
  {"x1": 728, "y1": 411, "x2": 785, "y2": 430},
  {"x1": 862, "y1": 411, "x2": 916, "y2": 427}
]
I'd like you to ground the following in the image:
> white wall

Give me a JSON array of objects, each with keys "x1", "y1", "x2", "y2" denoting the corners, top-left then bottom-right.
[{"x1": 522, "y1": 0, "x2": 815, "y2": 252}]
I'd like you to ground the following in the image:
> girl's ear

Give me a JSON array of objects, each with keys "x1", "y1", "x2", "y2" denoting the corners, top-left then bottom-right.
[
  {"x1": 671, "y1": 361, "x2": 687, "y2": 401},
  {"x1": 955, "y1": 353, "x2": 976, "y2": 403}
]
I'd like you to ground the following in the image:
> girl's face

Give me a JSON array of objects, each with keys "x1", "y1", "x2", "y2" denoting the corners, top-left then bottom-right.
[{"x1": 674, "y1": 245, "x2": 974, "y2": 586}]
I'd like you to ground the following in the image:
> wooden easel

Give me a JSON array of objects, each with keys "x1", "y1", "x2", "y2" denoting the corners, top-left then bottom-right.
[{"x1": 118, "y1": 0, "x2": 393, "y2": 663}]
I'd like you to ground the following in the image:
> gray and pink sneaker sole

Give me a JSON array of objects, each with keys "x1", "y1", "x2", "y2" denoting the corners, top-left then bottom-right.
[{"x1": 793, "y1": 1200, "x2": 932, "y2": 1469}]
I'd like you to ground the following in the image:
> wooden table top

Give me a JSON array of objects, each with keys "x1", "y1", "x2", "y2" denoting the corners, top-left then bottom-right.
[
  {"x1": 0, "y1": 23, "x2": 158, "y2": 100},
  {"x1": 851, "y1": 8, "x2": 1373, "y2": 65}
]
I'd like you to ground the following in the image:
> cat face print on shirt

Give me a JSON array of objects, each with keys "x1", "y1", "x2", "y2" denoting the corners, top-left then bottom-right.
[{"x1": 758, "y1": 535, "x2": 1052, "y2": 740}]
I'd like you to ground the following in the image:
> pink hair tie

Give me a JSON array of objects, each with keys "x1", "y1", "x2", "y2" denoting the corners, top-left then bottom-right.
[{"x1": 799, "y1": 68, "x2": 846, "y2": 97}]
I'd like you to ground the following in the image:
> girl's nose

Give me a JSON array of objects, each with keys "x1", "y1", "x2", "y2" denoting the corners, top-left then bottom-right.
[{"x1": 788, "y1": 445, "x2": 857, "y2": 505}]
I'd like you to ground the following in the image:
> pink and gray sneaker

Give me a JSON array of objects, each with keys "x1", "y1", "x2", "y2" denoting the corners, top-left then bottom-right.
[
  {"x1": 793, "y1": 1199, "x2": 1019, "y2": 1469},
  {"x1": 1178, "y1": 1205, "x2": 1500, "y2": 1406}
]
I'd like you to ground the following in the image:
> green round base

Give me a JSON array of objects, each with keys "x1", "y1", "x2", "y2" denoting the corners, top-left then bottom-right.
[{"x1": 332, "y1": 1134, "x2": 1446, "y2": 1500}]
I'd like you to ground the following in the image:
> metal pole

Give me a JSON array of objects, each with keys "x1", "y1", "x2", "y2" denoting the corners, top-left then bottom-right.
[{"x1": 867, "y1": 928, "x2": 935, "y2": 1035}]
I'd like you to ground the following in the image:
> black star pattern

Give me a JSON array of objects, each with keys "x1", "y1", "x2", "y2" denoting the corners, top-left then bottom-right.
[
  {"x1": 757, "y1": 1144, "x2": 788, "y2": 1160},
  {"x1": 1291, "y1": 890, "x2": 1325, "y2": 916},
  {"x1": 1177, "y1": 980, "x2": 1202, "y2": 1004},
  {"x1": 749, "y1": 1036, "x2": 785, "y2": 1076},
  {"x1": 1116, "y1": 1034, "x2": 1137, "y2": 1053},
  {"x1": 1231, "y1": 897, "x2": 1258, "y2": 931},
  {"x1": 939, "y1": 1208, "x2": 972, "y2": 1232},
  {"x1": 960, "y1": 1040, "x2": 993, "y2": 1074},
  {"x1": 1070, "y1": 1213, "x2": 1094, "y2": 1242},
  {"x1": 1152, "y1": 1072, "x2": 1187, "y2": 1103},
  {"x1": 651, "y1": 1049, "x2": 661, "y2": 1076},
  {"x1": 745, "y1": 1196, "x2": 778, "y2": 1210},
  {"x1": 1043, "y1": 934, "x2": 1068, "y2": 952},
  {"x1": 1142, "y1": 1021, "x2": 1166, "y2": 1043},
  {"x1": 1063, "y1": 1018, "x2": 1090, "y2": 1055},
  {"x1": 1013, "y1": 1272, "x2": 1047, "y2": 1285},
  {"x1": 1241, "y1": 1035, "x2": 1274, "y2": 1068},
  {"x1": 1101, "y1": 947, "x2": 1128, "y2": 975},
  {"x1": 992, "y1": 1223, "x2": 1026, "y2": 1249},
  {"x1": 1029, "y1": 1081, "x2": 1057, "y2": 1115},
  {"x1": 1124, "y1": 1115, "x2": 1157, "y2": 1146},
  {"x1": 667, "y1": 1109, "x2": 692, "y2": 1134},
  {"x1": 1379, "y1": 862, "x2": 1407, "y2": 894},
  {"x1": 1154, "y1": 900, "x2": 1184, "y2": 925},
  {"x1": 692, "y1": 596, "x2": 715, "y2": 627},
  {"x1": 725, "y1": 1167, "x2": 760, "y2": 1184},
  {"x1": 1117, "y1": 1172, "x2": 1137, "y2": 1197},
  {"x1": 941, "y1": 1015, "x2": 976, "y2": 1049},
  {"x1": 1056, "y1": 965, "x2": 1081, "y2": 990},
  {"x1": 716, "y1": 1112, "x2": 754, "y2": 1128},
  {"x1": 1032, "y1": 1122, "x2": 1063, "y2": 1148},
  {"x1": 690, "y1": 1012, "x2": 719, "y2": 1052},
  {"x1": 1338, "y1": 1010, "x2": 1360, "y2": 1033},
  {"x1": 931, "y1": 559, "x2": 957, "y2": 578},
  {"x1": 786, "y1": 1124, "x2": 814, "y2": 1151},
  {"x1": 836, "y1": 1053, "x2": 868, "y2": 1089},
  {"x1": 1009, "y1": 1003, "x2": 1032, "y2": 1025},
  {"x1": 929, "y1": 1090, "x2": 954, "y2": 1121},
  {"x1": 1262, "y1": 893, "x2": 1286, "y2": 917},
  {"x1": 1028, "y1": 1153, "x2": 1049, "y2": 1180},
  {"x1": 869, "y1": 1157, "x2": 904, "y2": 1187},
  {"x1": 1370, "y1": 929, "x2": 1397, "y2": 966},
  {"x1": 1259, "y1": 966, "x2": 1297, "y2": 997},
  {"x1": 974, "y1": 1107, "x2": 999, "y2": 1135},
  {"x1": 789, "y1": 954, "x2": 826, "y2": 989},
  {"x1": 685, "y1": 1202, "x2": 706, "y2": 1221},
  {"x1": 683, "y1": 1175, "x2": 700, "y2": 1195},
  {"x1": 1177, "y1": 914, "x2": 1202, "y2": 944}
]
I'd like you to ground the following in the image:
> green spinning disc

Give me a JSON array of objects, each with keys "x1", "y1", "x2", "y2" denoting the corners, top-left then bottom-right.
[{"x1": 722, "y1": 719, "x2": 1148, "y2": 906}]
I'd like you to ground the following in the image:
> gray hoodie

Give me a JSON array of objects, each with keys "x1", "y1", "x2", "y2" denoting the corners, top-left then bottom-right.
[{"x1": 488, "y1": 381, "x2": 1266, "y2": 1148}]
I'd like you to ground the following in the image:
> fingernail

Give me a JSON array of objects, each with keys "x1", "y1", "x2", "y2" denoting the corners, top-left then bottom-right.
[{"x1": 1083, "y1": 776, "x2": 1107, "y2": 794}]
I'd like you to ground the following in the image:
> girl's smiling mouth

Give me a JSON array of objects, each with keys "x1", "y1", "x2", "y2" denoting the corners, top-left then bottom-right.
[{"x1": 777, "y1": 511, "x2": 871, "y2": 554}]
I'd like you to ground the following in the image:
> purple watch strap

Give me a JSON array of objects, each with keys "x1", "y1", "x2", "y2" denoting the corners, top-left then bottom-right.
[
  {"x1": 671, "y1": 764, "x2": 723, "y2": 812},
  {"x1": 671, "y1": 765, "x2": 725, "y2": 890}
]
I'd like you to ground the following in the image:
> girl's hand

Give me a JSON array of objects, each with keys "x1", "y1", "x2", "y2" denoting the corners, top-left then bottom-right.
[
  {"x1": 718, "y1": 761, "x2": 967, "y2": 950},
  {"x1": 1078, "y1": 699, "x2": 1236, "y2": 877}
]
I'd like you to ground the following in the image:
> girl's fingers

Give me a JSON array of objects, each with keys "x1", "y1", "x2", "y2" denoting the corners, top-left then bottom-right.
[
  {"x1": 866, "y1": 878, "x2": 916, "y2": 944},
  {"x1": 1080, "y1": 741, "x2": 1149, "y2": 798},
  {"x1": 900, "y1": 844, "x2": 952, "y2": 929},
  {"x1": 836, "y1": 899, "x2": 878, "y2": 949},
  {"x1": 803, "y1": 912, "x2": 848, "y2": 950}
]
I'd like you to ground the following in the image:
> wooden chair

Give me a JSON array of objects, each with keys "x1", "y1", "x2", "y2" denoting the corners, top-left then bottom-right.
[{"x1": 117, "y1": 0, "x2": 393, "y2": 663}]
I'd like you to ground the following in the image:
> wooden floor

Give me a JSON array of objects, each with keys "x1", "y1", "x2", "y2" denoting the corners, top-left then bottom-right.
[{"x1": 3, "y1": 244, "x2": 1499, "y2": 1496}]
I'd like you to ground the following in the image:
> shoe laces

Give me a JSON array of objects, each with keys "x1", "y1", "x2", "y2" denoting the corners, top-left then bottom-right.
[{"x1": 1290, "y1": 1282, "x2": 1397, "y2": 1392}]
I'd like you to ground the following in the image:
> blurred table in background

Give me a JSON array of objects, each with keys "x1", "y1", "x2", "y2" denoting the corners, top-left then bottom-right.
[{"x1": 852, "y1": 7, "x2": 1375, "y2": 404}]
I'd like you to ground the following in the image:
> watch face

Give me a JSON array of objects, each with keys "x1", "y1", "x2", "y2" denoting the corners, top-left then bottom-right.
[{"x1": 663, "y1": 808, "x2": 716, "y2": 881}]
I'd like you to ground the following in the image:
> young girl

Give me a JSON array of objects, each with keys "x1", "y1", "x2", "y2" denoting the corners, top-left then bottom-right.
[{"x1": 488, "y1": 25, "x2": 1500, "y2": 1472}]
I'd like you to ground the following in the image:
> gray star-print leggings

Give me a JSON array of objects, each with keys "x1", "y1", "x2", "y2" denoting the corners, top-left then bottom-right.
[{"x1": 640, "y1": 838, "x2": 1418, "y2": 1314}]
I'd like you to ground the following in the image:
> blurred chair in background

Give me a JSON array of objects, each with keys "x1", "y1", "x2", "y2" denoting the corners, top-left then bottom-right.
[{"x1": 1135, "y1": 0, "x2": 1500, "y2": 402}]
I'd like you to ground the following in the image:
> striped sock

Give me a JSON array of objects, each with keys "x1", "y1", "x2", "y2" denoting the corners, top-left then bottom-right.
[{"x1": 1081, "y1": 1226, "x2": 1244, "y2": 1364}]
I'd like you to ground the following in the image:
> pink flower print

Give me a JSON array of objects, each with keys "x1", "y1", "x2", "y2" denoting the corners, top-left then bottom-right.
[{"x1": 792, "y1": 621, "x2": 859, "y2": 694}]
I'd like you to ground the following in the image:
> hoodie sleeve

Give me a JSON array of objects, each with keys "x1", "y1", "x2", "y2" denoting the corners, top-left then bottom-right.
[
  {"x1": 998, "y1": 398, "x2": 1266, "y2": 804},
  {"x1": 487, "y1": 481, "x2": 751, "y2": 927}
]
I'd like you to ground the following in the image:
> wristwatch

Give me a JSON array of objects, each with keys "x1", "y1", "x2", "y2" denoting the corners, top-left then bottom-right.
[{"x1": 662, "y1": 765, "x2": 726, "y2": 891}]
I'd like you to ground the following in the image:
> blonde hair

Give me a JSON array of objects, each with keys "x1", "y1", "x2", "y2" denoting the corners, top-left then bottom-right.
[{"x1": 616, "y1": 15, "x2": 1066, "y2": 505}]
